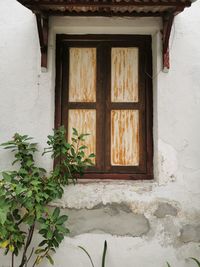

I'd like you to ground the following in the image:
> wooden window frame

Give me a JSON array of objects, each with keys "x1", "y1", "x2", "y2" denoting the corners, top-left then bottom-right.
[{"x1": 55, "y1": 34, "x2": 153, "y2": 180}]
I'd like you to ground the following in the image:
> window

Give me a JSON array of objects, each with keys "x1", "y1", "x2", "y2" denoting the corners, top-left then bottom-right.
[{"x1": 55, "y1": 35, "x2": 153, "y2": 180}]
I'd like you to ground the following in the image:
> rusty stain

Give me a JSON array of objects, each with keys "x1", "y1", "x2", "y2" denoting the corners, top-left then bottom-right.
[
  {"x1": 68, "y1": 109, "x2": 96, "y2": 163},
  {"x1": 111, "y1": 48, "x2": 138, "y2": 103},
  {"x1": 69, "y1": 48, "x2": 96, "y2": 102},
  {"x1": 111, "y1": 110, "x2": 139, "y2": 166}
]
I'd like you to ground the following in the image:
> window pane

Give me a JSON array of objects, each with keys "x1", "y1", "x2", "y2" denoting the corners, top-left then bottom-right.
[
  {"x1": 111, "y1": 110, "x2": 139, "y2": 166},
  {"x1": 111, "y1": 48, "x2": 138, "y2": 103},
  {"x1": 68, "y1": 109, "x2": 96, "y2": 163},
  {"x1": 69, "y1": 48, "x2": 96, "y2": 102}
]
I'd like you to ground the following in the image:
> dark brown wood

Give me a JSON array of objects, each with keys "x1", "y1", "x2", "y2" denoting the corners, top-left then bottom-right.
[
  {"x1": 145, "y1": 37, "x2": 154, "y2": 178},
  {"x1": 162, "y1": 13, "x2": 174, "y2": 70},
  {"x1": 41, "y1": 10, "x2": 163, "y2": 17},
  {"x1": 36, "y1": 14, "x2": 49, "y2": 68},
  {"x1": 17, "y1": 0, "x2": 192, "y2": 71},
  {"x1": 77, "y1": 173, "x2": 153, "y2": 180},
  {"x1": 55, "y1": 38, "x2": 62, "y2": 129},
  {"x1": 19, "y1": 0, "x2": 192, "y2": 8},
  {"x1": 163, "y1": 13, "x2": 174, "y2": 53},
  {"x1": 55, "y1": 34, "x2": 153, "y2": 180}
]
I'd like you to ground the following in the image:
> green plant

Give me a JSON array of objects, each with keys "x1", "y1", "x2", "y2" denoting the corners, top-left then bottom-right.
[
  {"x1": 79, "y1": 240, "x2": 107, "y2": 267},
  {"x1": 166, "y1": 257, "x2": 200, "y2": 267},
  {"x1": 0, "y1": 126, "x2": 94, "y2": 267},
  {"x1": 189, "y1": 258, "x2": 200, "y2": 267}
]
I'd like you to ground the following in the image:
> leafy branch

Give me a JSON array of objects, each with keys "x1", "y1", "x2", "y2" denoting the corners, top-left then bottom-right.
[{"x1": 0, "y1": 126, "x2": 94, "y2": 267}]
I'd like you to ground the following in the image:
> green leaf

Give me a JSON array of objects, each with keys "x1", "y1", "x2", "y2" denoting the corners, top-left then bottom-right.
[
  {"x1": 55, "y1": 233, "x2": 64, "y2": 243},
  {"x1": 56, "y1": 225, "x2": 69, "y2": 234},
  {"x1": 189, "y1": 258, "x2": 200, "y2": 267},
  {"x1": 27, "y1": 160, "x2": 33, "y2": 167},
  {"x1": 56, "y1": 215, "x2": 68, "y2": 225},
  {"x1": 0, "y1": 201, "x2": 11, "y2": 224},
  {"x1": 89, "y1": 153, "x2": 95, "y2": 158},
  {"x1": 70, "y1": 148, "x2": 76, "y2": 157},
  {"x1": 52, "y1": 207, "x2": 60, "y2": 220},
  {"x1": 79, "y1": 145, "x2": 88, "y2": 150},
  {"x1": 78, "y1": 246, "x2": 95, "y2": 267},
  {"x1": 24, "y1": 215, "x2": 35, "y2": 226},
  {"x1": 166, "y1": 262, "x2": 172, "y2": 267},
  {"x1": 0, "y1": 240, "x2": 9, "y2": 248},
  {"x1": 78, "y1": 133, "x2": 90, "y2": 141},
  {"x1": 72, "y1": 128, "x2": 78, "y2": 136},
  {"x1": 38, "y1": 217, "x2": 46, "y2": 224},
  {"x1": 31, "y1": 180, "x2": 41, "y2": 186},
  {"x1": 46, "y1": 254, "x2": 54, "y2": 265},
  {"x1": 38, "y1": 240, "x2": 47, "y2": 247},
  {"x1": 102, "y1": 240, "x2": 107, "y2": 267},
  {"x1": 52, "y1": 239, "x2": 59, "y2": 248},
  {"x1": 27, "y1": 191, "x2": 32, "y2": 198},
  {"x1": 47, "y1": 230, "x2": 53, "y2": 239},
  {"x1": 35, "y1": 248, "x2": 46, "y2": 254},
  {"x1": 2, "y1": 172, "x2": 11, "y2": 182},
  {"x1": 9, "y1": 244, "x2": 14, "y2": 252},
  {"x1": 36, "y1": 256, "x2": 42, "y2": 265},
  {"x1": 15, "y1": 185, "x2": 26, "y2": 195},
  {"x1": 39, "y1": 229, "x2": 48, "y2": 236}
]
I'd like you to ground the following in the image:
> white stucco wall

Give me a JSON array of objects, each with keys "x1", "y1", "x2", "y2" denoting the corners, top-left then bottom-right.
[{"x1": 0, "y1": 0, "x2": 200, "y2": 266}]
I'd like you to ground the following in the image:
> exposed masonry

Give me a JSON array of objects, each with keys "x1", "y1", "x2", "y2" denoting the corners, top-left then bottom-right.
[
  {"x1": 47, "y1": 201, "x2": 200, "y2": 245},
  {"x1": 180, "y1": 224, "x2": 200, "y2": 243},
  {"x1": 62, "y1": 203, "x2": 150, "y2": 237},
  {"x1": 46, "y1": 201, "x2": 197, "y2": 239},
  {"x1": 154, "y1": 202, "x2": 178, "y2": 218}
]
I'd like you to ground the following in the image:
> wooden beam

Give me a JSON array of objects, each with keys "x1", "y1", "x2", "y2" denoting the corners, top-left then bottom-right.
[
  {"x1": 20, "y1": 0, "x2": 192, "y2": 7},
  {"x1": 40, "y1": 10, "x2": 163, "y2": 17},
  {"x1": 36, "y1": 14, "x2": 49, "y2": 68},
  {"x1": 162, "y1": 13, "x2": 174, "y2": 71}
]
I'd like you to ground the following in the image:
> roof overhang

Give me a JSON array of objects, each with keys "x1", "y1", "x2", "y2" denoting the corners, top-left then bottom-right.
[{"x1": 17, "y1": 0, "x2": 193, "y2": 70}]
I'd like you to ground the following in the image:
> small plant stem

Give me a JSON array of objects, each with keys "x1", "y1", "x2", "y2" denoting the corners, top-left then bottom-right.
[
  {"x1": 32, "y1": 248, "x2": 50, "y2": 267},
  {"x1": 19, "y1": 223, "x2": 35, "y2": 267},
  {"x1": 11, "y1": 252, "x2": 14, "y2": 267},
  {"x1": 26, "y1": 247, "x2": 34, "y2": 264}
]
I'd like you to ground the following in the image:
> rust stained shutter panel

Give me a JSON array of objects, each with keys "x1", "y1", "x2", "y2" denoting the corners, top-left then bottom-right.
[
  {"x1": 68, "y1": 109, "x2": 96, "y2": 163},
  {"x1": 111, "y1": 110, "x2": 139, "y2": 166},
  {"x1": 69, "y1": 48, "x2": 96, "y2": 102},
  {"x1": 111, "y1": 48, "x2": 139, "y2": 103}
]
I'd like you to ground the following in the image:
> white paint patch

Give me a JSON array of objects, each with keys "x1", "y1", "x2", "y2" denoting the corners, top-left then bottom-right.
[{"x1": 157, "y1": 139, "x2": 178, "y2": 185}]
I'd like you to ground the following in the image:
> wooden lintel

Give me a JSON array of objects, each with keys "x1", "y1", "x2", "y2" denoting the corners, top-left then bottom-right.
[
  {"x1": 162, "y1": 13, "x2": 174, "y2": 71},
  {"x1": 36, "y1": 14, "x2": 49, "y2": 68}
]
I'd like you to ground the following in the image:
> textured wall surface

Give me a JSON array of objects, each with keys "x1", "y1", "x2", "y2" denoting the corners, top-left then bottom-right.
[{"x1": 0, "y1": 0, "x2": 200, "y2": 266}]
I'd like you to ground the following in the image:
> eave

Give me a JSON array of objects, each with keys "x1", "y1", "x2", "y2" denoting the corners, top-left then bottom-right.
[{"x1": 16, "y1": 0, "x2": 193, "y2": 70}]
